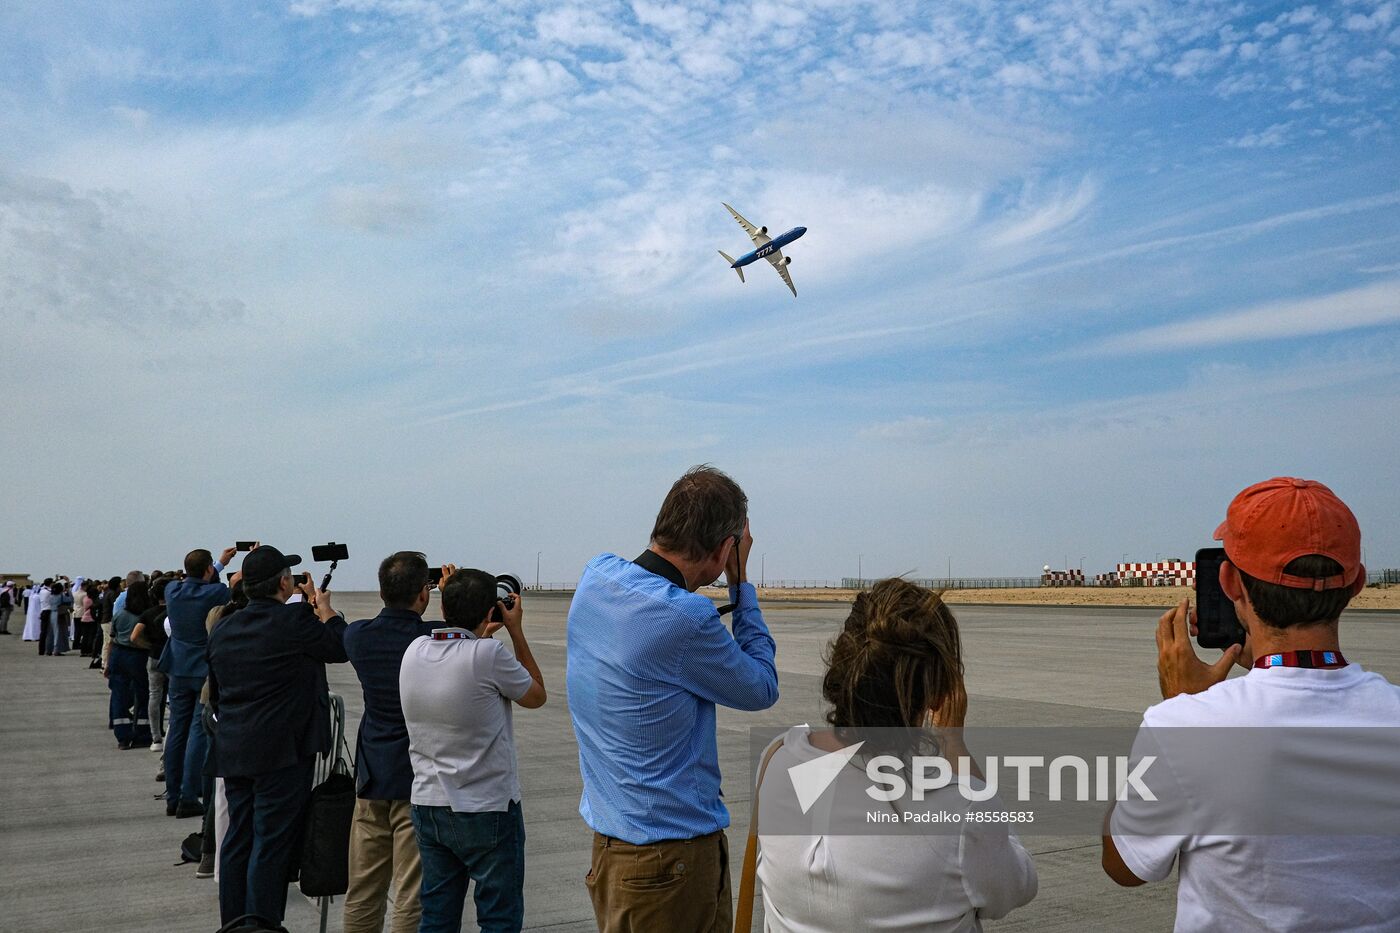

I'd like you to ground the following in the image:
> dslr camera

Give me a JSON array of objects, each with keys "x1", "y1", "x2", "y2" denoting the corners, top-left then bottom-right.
[
  {"x1": 492, "y1": 573, "x2": 523, "y2": 622},
  {"x1": 430, "y1": 568, "x2": 522, "y2": 622}
]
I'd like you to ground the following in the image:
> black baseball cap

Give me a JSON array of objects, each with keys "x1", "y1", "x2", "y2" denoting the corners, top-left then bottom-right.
[{"x1": 240, "y1": 546, "x2": 301, "y2": 587}]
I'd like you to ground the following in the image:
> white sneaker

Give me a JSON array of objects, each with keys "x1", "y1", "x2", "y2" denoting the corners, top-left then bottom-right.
[{"x1": 150, "y1": 741, "x2": 163, "y2": 753}]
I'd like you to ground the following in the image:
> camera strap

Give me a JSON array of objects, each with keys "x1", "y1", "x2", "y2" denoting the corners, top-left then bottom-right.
[
  {"x1": 431, "y1": 628, "x2": 476, "y2": 641},
  {"x1": 1253, "y1": 650, "x2": 1347, "y2": 670}
]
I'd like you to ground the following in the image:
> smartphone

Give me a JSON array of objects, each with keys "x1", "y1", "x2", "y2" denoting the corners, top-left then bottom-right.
[
  {"x1": 312, "y1": 542, "x2": 350, "y2": 562},
  {"x1": 236, "y1": 541, "x2": 257, "y2": 551},
  {"x1": 1195, "y1": 547, "x2": 1245, "y2": 649},
  {"x1": 427, "y1": 567, "x2": 441, "y2": 589}
]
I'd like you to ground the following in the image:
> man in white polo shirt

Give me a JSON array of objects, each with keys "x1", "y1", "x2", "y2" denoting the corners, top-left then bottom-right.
[
  {"x1": 1102, "y1": 477, "x2": 1400, "y2": 931},
  {"x1": 399, "y1": 566, "x2": 546, "y2": 933}
]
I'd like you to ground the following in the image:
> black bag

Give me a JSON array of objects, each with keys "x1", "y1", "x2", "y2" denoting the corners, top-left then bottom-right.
[
  {"x1": 297, "y1": 757, "x2": 356, "y2": 897},
  {"x1": 215, "y1": 915, "x2": 289, "y2": 933},
  {"x1": 179, "y1": 831, "x2": 203, "y2": 864}
]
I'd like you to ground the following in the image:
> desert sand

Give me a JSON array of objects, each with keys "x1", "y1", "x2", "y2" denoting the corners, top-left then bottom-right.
[{"x1": 716, "y1": 585, "x2": 1400, "y2": 611}]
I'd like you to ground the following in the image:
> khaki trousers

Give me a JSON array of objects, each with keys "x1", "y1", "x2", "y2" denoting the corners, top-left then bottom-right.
[
  {"x1": 343, "y1": 798, "x2": 423, "y2": 933},
  {"x1": 585, "y1": 829, "x2": 731, "y2": 933}
]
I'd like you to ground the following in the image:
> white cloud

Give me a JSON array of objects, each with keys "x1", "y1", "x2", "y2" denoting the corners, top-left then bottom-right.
[
  {"x1": 0, "y1": 171, "x2": 247, "y2": 330},
  {"x1": 859, "y1": 416, "x2": 942, "y2": 441},
  {"x1": 987, "y1": 178, "x2": 1096, "y2": 247},
  {"x1": 321, "y1": 183, "x2": 435, "y2": 234},
  {"x1": 1084, "y1": 280, "x2": 1400, "y2": 354},
  {"x1": 1227, "y1": 121, "x2": 1292, "y2": 148}
]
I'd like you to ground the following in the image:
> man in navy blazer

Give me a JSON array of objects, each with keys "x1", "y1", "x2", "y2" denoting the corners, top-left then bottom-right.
[
  {"x1": 160, "y1": 545, "x2": 237, "y2": 817},
  {"x1": 207, "y1": 545, "x2": 348, "y2": 927},
  {"x1": 341, "y1": 551, "x2": 438, "y2": 933}
]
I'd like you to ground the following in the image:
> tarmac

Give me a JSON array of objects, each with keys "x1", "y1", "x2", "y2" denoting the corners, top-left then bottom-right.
[{"x1": 3, "y1": 593, "x2": 1398, "y2": 932}]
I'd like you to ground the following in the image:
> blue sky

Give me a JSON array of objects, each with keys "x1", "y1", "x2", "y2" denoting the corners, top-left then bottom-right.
[{"x1": 2, "y1": 1, "x2": 1398, "y2": 588}]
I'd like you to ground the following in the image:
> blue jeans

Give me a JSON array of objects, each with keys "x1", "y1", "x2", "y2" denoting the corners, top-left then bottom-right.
[
  {"x1": 164, "y1": 677, "x2": 208, "y2": 805},
  {"x1": 412, "y1": 801, "x2": 525, "y2": 933}
]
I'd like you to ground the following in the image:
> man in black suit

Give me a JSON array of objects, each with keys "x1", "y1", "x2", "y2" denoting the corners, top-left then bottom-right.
[{"x1": 208, "y1": 546, "x2": 348, "y2": 926}]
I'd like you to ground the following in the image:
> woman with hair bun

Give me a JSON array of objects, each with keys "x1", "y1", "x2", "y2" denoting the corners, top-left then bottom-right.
[{"x1": 754, "y1": 578, "x2": 1037, "y2": 931}]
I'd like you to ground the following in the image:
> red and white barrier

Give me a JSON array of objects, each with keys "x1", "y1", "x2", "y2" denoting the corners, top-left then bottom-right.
[
  {"x1": 1115, "y1": 561, "x2": 1194, "y2": 587},
  {"x1": 1041, "y1": 569, "x2": 1086, "y2": 587}
]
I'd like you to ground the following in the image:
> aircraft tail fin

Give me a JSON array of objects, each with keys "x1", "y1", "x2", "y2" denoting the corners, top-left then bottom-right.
[{"x1": 718, "y1": 250, "x2": 744, "y2": 283}]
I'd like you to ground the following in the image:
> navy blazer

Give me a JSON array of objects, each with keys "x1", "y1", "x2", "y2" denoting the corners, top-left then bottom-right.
[
  {"x1": 207, "y1": 597, "x2": 348, "y2": 777},
  {"x1": 343, "y1": 608, "x2": 436, "y2": 800},
  {"x1": 160, "y1": 575, "x2": 230, "y2": 679}
]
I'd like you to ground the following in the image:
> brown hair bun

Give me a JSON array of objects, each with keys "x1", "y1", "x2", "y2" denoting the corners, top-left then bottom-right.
[{"x1": 821, "y1": 579, "x2": 963, "y2": 751}]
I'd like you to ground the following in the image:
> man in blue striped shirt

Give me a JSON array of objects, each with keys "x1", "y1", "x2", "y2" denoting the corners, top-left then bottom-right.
[{"x1": 567, "y1": 465, "x2": 778, "y2": 933}]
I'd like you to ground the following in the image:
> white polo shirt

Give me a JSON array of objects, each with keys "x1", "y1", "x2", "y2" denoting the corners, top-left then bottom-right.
[
  {"x1": 1112, "y1": 663, "x2": 1400, "y2": 932},
  {"x1": 399, "y1": 628, "x2": 534, "y2": 813}
]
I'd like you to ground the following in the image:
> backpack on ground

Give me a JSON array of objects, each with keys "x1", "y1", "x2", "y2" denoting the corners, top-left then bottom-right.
[{"x1": 179, "y1": 831, "x2": 202, "y2": 864}]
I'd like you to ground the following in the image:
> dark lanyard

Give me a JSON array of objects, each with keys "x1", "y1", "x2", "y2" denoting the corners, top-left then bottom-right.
[
  {"x1": 431, "y1": 630, "x2": 474, "y2": 641},
  {"x1": 1253, "y1": 650, "x2": 1348, "y2": 670}
]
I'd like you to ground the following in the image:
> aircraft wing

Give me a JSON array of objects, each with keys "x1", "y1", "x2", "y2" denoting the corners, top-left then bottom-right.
[
  {"x1": 723, "y1": 202, "x2": 771, "y2": 246},
  {"x1": 766, "y1": 249, "x2": 797, "y2": 297}
]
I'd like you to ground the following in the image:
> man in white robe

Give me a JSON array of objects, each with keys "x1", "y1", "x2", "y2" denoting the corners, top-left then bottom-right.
[{"x1": 22, "y1": 584, "x2": 45, "y2": 641}]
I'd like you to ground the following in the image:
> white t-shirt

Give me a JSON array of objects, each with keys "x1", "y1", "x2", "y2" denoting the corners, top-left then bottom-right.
[
  {"x1": 399, "y1": 629, "x2": 534, "y2": 813},
  {"x1": 757, "y1": 725, "x2": 1038, "y2": 933},
  {"x1": 1112, "y1": 664, "x2": 1400, "y2": 932}
]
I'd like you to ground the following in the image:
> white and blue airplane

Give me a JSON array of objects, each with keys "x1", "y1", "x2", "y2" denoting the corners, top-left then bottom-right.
[{"x1": 718, "y1": 202, "x2": 806, "y2": 297}]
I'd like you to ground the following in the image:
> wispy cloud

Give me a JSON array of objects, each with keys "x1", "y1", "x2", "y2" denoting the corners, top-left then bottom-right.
[{"x1": 1084, "y1": 280, "x2": 1400, "y2": 355}]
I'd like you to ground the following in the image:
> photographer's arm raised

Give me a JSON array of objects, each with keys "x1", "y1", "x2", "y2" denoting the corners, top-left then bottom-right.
[{"x1": 497, "y1": 593, "x2": 547, "y2": 709}]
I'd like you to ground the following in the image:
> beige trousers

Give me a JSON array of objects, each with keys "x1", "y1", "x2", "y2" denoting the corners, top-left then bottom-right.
[
  {"x1": 585, "y1": 829, "x2": 731, "y2": 933},
  {"x1": 343, "y1": 798, "x2": 423, "y2": 933}
]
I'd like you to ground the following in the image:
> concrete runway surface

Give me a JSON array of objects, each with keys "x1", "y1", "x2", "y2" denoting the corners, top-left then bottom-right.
[{"x1": 3, "y1": 593, "x2": 1397, "y2": 932}]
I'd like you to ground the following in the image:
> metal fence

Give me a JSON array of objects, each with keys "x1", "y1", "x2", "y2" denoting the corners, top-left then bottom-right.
[
  {"x1": 528, "y1": 569, "x2": 1400, "y2": 593},
  {"x1": 841, "y1": 577, "x2": 1046, "y2": 589}
]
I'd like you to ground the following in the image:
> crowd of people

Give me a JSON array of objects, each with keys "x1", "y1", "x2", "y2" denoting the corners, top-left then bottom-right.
[{"x1": 8, "y1": 468, "x2": 1398, "y2": 933}]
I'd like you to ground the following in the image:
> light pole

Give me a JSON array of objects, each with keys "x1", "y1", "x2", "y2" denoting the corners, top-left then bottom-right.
[
  {"x1": 858, "y1": 554, "x2": 863, "y2": 583},
  {"x1": 947, "y1": 556, "x2": 951, "y2": 582},
  {"x1": 535, "y1": 551, "x2": 541, "y2": 590},
  {"x1": 1079, "y1": 556, "x2": 1085, "y2": 571},
  {"x1": 761, "y1": 553, "x2": 766, "y2": 588}
]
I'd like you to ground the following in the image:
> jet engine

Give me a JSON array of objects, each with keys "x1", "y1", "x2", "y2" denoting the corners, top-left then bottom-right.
[
  {"x1": 784, "y1": 256, "x2": 792, "y2": 265},
  {"x1": 759, "y1": 226, "x2": 767, "y2": 235}
]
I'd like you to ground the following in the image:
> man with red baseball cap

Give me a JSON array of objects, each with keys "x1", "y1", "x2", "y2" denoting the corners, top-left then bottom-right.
[{"x1": 1102, "y1": 477, "x2": 1400, "y2": 931}]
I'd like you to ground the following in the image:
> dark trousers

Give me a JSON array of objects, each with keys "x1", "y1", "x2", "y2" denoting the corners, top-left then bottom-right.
[
  {"x1": 107, "y1": 644, "x2": 152, "y2": 746},
  {"x1": 89, "y1": 626, "x2": 104, "y2": 667},
  {"x1": 164, "y1": 677, "x2": 209, "y2": 806},
  {"x1": 412, "y1": 801, "x2": 526, "y2": 933},
  {"x1": 76, "y1": 620, "x2": 97, "y2": 656},
  {"x1": 38, "y1": 610, "x2": 50, "y2": 655},
  {"x1": 219, "y1": 758, "x2": 315, "y2": 925}
]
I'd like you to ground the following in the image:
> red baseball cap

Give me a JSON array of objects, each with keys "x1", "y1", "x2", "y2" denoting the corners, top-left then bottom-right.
[{"x1": 1214, "y1": 477, "x2": 1362, "y2": 591}]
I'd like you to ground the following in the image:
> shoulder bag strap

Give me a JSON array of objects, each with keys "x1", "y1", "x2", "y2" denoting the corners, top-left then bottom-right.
[{"x1": 734, "y1": 737, "x2": 785, "y2": 933}]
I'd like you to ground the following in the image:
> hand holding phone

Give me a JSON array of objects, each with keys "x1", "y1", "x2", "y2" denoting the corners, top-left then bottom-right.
[{"x1": 1194, "y1": 548, "x2": 1246, "y2": 650}]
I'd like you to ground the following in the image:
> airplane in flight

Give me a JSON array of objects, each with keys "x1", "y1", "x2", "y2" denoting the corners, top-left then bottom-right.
[{"x1": 717, "y1": 203, "x2": 807, "y2": 297}]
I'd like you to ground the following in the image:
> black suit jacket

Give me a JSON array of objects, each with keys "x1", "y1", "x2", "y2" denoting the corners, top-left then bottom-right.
[{"x1": 207, "y1": 597, "x2": 349, "y2": 777}]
